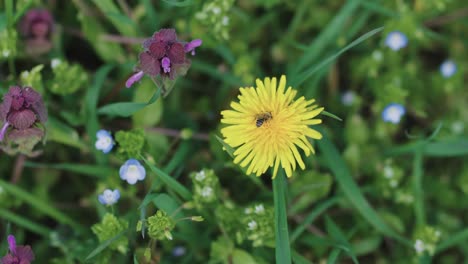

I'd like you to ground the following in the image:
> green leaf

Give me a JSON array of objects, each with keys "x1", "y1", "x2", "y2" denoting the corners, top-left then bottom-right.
[
  {"x1": 161, "y1": 0, "x2": 194, "y2": 7},
  {"x1": 98, "y1": 89, "x2": 161, "y2": 117},
  {"x1": 140, "y1": 156, "x2": 192, "y2": 200},
  {"x1": 215, "y1": 135, "x2": 234, "y2": 158},
  {"x1": 132, "y1": 78, "x2": 163, "y2": 127},
  {"x1": 232, "y1": 249, "x2": 257, "y2": 264},
  {"x1": 85, "y1": 230, "x2": 126, "y2": 261},
  {"x1": 423, "y1": 139, "x2": 468, "y2": 157},
  {"x1": 317, "y1": 133, "x2": 410, "y2": 245},
  {"x1": 273, "y1": 171, "x2": 292, "y2": 264},
  {"x1": 321, "y1": 111, "x2": 343, "y2": 121},
  {"x1": 0, "y1": 179, "x2": 83, "y2": 231},
  {"x1": 327, "y1": 249, "x2": 341, "y2": 264},
  {"x1": 151, "y1": 194, "x2": 183, "y2": 218},
  {"x1": 47, "y1": 117, "x2": 87, "y2": 150}
]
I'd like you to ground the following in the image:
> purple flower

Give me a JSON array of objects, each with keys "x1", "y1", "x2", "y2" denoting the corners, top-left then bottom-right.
[
  {"x1": 95, "y1": 130, "x2": 114, "y2": 153},
  {"x1": 0, "y1": 86, "x2": 47, "y2": 141},
  {"x1": 184, "y1": 39, "x2": 202, "y2": 55},
  {"x1": 19, "y1": 9, "x2": 54, "y2": 55},
  {"x1": 126, "y1": 29, "x2": 202, "y2": 89},
  {"x1": 98, "y1": 189, "x2": 120, "y2": 206},
  {"x1": 1, "y1": 235, "x2": 35, "y2": 264},
  {"x1": 119, "y1": 159, "x2": 146, "y2": 184}
]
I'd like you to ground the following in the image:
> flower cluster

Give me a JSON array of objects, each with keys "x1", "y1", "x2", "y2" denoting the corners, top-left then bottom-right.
[
  {"x1": 48, "y1": 58, "x2": 88, "y2": 95},
  {"x1": 241, "y1": 203, "x2": 274, "y2": 247},
  {"x1": 137, "y1": 210, "x2": 176, "y2": 241},
  {"x1": 191, "y1": 169, "x2": 220, "y2": 208},
  {"x1": 114, "y1": 128, "x2": 145, "y2": 159},
  {"x1": 220, "y1": 75, "x2": 323, "y2": 178},
  {"x1": 91, "y1": 213, "x2": 129, "y2": 254},
  {"x1": 413, "y1": 226, "x2": 441, "y2": 256},
  {"x1": 0, "y1": 85, "x2": 47, "y2": 156},
  {"x1": 195, "y1": 0, "x2": 234, "y2": 40},
  {"x1": 126, "y1": 28, "x2": 201, "y2": 96},
  {"x1": 1, "y1": 235, "x2": 35, "y2": 264}
]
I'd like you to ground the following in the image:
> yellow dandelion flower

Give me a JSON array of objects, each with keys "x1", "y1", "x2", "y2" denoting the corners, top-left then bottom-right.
[{"x1": 220, "y1": 75, "x2": 324, "y2": 178}]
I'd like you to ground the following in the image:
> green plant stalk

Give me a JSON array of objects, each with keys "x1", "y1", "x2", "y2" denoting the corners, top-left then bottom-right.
[
  {"x1": 412, "y1": 150, "x2": 425, "y2": 227},
  {"x1": 273, "y1": 170, "x2": 292, "y2": 264}
]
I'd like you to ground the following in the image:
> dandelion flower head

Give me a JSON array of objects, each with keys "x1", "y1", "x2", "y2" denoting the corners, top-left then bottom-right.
[{"x1": 220, "y1": 75, "x2": 323, "y2": 178}]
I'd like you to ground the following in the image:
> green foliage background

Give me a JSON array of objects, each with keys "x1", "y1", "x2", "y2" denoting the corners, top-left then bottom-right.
[{"x1": 0, "y1": 0, "x2": 467, "y2": 263}]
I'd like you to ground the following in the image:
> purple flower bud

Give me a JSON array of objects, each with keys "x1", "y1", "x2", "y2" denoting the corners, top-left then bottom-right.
[
  {"x1": 184, "y1": 39, "x2": 202, "y2": 55},
  {"x1": 1, "y1": 235, "x2": 35, "y2": 264},
  {"x1": 7, "y1": 235, "x2": 16, "y2": 255},
  {"x1": 125, "y1": 71, "x2": 144, "y2": 88}
]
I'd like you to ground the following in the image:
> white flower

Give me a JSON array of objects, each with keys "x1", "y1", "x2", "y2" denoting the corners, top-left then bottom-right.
[
  {"x1": 119, "y1": 159, "x2": 146, "y2": 185},
  {"x1": 201, "y1": 186, "x2": 212, "y2": 197},
  {"x1": 212, "y1": 7, "x2": 221, "y2": 14},
  {"x1": 383, "y1": 165, "x2": 394, "y2": 178},
  {"x1": 51, "y1": 58, "x2": 61, "y2": 69},
  {"x1": 2, "y1": 50, "x2": 10, "y2": 58},
  {"x1": 390, "y1": 180, "x2": 398, "y2": 188},
  {"x1": 414, "y1": 239, "x2": 425, "y2": 253},
  {"x1": 244, "y1": 208, "x2": 252, "y2": 214},
  {"x1": 248, "y1": 220, "x2": 257, "y2": 230},
  {"x1": 255, "y1": 204, "x2": 265, "y2": 214},
  {"x1": 95, "y1": 130, "x2": 115, "y2": 153},
  {"x1": 385, "y1": 31, "x2": 408, "y2": 51},
  {"x1": 98, "y1": 189, "x2": 120, "y2": 206},
  {"x1": 440, "y1": 60, "x2": 456, "y2": 78},
  {"x1": 195, "y1": 170, "x2": 206, "y2": 181},
  {"x1": 372, "y1": 50, "x2": 383, "y2": 61},
  {"x1": 382, "y1": 103, "x2": 406, "y2": 124},
  {"x1": 222, "y1": 16, "x2": 229, "y2": 26}
]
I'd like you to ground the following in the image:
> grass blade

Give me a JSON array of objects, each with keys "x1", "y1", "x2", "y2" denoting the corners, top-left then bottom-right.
[
  {"x1": 291, "y1": 27, "x2": 384, "y2": 88},
  {"x1": 316, "y1": 134, "x2": 410, "y2": 245},
  {"x1": 85, "y1": 230, "x2": 126, "y2": 261},
  {"x1": 273, "y1": 171, "x2": 292, "y2": 264},
  {"x1": 0, "y1": 208, "x2": 51, "y2": 236},
  {"x1": 140, "y1": 155, "x2": 192, "y2": 200},
  {"x1": 291, "y1": 197, "x2": 339, "y2": 242},
  {"x1": 0, "y1": 179, "x2": 82, "y2": 231},
  {"x1": 436, "y1": 228, "x2": 468, "y2": 253},
  {"x1": 24, "y1": 162, "x2": 114, "y2": 178},
  {"x1": 412, "y1": 150, "x2": 425, "y2": 228}
]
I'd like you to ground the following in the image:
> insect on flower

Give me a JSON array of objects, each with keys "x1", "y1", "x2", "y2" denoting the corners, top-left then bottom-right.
[{"x1": 255, "y1": 112, "x2": 272, "y2": 127}]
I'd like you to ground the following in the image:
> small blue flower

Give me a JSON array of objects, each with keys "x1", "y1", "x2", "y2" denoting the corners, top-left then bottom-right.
[
  {"x1": 440, "y1": 60, "x2": 456, "y2": 78},
  {"x1": 382, "y1": 103, "x2": 406, "y2": 124},
  {"x1": 98, "y1": 189, "x2": 120, "y2": 206},
  {"x1": 172, "y1": 246, "x2": 186, "y2": 257},
  {"x1": 119, "y1": 159, "x2": 146, "y2": 184},
  {"x1": 95, "y1": 130, "x2": 114, "y2": 153},
  {"x1": 341, "y1": 91, "x2": 355, "y2": 106},
  {"x1": 385, "y1": 31, "x2": 408, "y2": 51}
]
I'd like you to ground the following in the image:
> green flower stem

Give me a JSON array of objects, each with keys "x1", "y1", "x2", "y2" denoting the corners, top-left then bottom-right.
[
  {"x1": 412, "y1": 150, "x2": 425, "y2": 227},
  {"x1": 273, "y1": 170, "x2": 292, "y2": 264}
]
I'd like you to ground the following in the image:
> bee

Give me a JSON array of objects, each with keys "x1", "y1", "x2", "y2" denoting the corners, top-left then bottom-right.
[{"x1": 255, "y1": 112, "x2": 272, "y2": 127}]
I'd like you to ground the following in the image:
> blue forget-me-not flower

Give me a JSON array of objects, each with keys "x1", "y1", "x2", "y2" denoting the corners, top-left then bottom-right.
[
  {"x1": 382, "y1": 103, "x2": 406, "y2": 124},
  {"x1": 119, "y1": 159, "x2": 146, "y2": 184}
]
